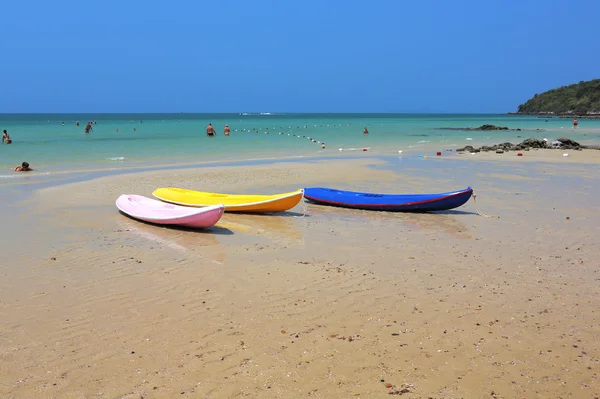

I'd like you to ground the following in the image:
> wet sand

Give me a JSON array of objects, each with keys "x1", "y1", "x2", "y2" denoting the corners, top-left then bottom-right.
[
  {"x1": 455, "y1": 147, "x2": 600, "y2": 165},
  {"x1": 1, "y1": 156, "x2": 599, "y2": 398}
]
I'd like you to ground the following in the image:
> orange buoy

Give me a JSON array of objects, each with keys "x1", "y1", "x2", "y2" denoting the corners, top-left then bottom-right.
[
  {"x1": 362, "y1": 148, "x2": 368, "y2": 152},
  {"x1": 436, "y1": 152, "x2": 441, "y2": 156},
  {"x1": 517, "y1": 152, "x2": 523, "y2": 156}
]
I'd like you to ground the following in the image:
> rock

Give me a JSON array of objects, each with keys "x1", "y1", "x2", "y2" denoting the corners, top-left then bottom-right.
[
  {"x1": 496, "y1": 149, "x2": 504, "y2": 154},
  {"x1": 456, "y1": 145, "x2": 477, "y2": 153},
  {"x1": 437, "y1": 124, "x2": 513, "y2": 131},
  {"x1": 557, "y1": 137, "x2": 584, "y2": 149},
  {"x1": 521, "y1": 138, "x2": 547, "y2": 148},
  {"x1": 479, "y1": 124, "x2": 509, "y2": 131}
]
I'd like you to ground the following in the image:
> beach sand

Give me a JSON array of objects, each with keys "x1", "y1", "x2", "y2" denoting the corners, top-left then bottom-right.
[{"x1": 1, "y1": 156, "x2": 599, "y2": 398}]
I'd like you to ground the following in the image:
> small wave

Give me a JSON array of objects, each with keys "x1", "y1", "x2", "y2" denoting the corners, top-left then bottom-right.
[
  {"x1": 106, "y1": 157, "x2": 125, "y2": 161},
  {"x1": 0, "y1": 171, "x2": 54, "y2": 179},
  {"x1": 418, "y1": 140, "x2": 430, "y2": 143},
  {"x1": 466, "y1": 138, "x2": 473, "y2": 141}
]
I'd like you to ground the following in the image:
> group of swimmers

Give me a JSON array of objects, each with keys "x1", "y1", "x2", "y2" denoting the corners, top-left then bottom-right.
[
  {"x1": 206, "y1": 123, "x2": 231, "y2": 136},
  {"x1": 3, "y1": 130, "x2": 33, "y2": 172}
]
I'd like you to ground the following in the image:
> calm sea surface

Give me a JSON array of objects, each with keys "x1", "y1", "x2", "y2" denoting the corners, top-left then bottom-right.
[{"x1": 1, "y1": 113, "x2": 598, "y2": 177}]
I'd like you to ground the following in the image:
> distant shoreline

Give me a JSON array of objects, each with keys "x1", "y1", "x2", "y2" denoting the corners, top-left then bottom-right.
[{"x1": 507, "y1": 112, "x2": 600, "y2": 119}]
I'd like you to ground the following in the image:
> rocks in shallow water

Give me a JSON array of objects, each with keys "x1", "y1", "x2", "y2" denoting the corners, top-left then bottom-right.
[
  {"x1": 456, "y1": 145, "x2": 479, "y2": 153},
  {"x1": 479, "y1": 124, "x2": 509, "y2": 131},
  {"x1": 457, "y1": 137, "x2": 586, "y2": 153},
  {"x1": 557, "y1": 137, "x2": 582, "y2": 149},
  {"x1": 438, "y1": 124, "x2": 511, "y2": 131},
  {"x1": 521, "y1": 138, "x2": 547, "y2": 148}
]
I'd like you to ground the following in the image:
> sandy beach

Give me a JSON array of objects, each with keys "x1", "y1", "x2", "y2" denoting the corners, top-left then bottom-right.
[{"x1": 1, "y1": 155, "x2": 599, "y2": 398}]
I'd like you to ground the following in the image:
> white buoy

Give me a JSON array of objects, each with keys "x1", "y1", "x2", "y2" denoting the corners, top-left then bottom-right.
[
  {"x1": 563, "y1": 153, "x2": 569, "y2": 157},
  {"x1": 398, "y1": 150, "x2": 403, "y2": 154}
]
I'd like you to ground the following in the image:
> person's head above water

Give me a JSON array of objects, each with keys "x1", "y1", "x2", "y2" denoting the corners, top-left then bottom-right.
[{"x1": 15, "y1": 161, "x2": 33, "y2": 172}]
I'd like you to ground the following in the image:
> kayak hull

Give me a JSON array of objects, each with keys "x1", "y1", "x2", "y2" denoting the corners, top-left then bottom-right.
[
  {"x1": 152, "y1": 188, "x2": 304, "y2": 213},
  {"x1": 303, "y1": 187, "x2": 473, "y2": 212},
  {"x1": 116, "y1": 194, "x2": 224, "y2": 228}
]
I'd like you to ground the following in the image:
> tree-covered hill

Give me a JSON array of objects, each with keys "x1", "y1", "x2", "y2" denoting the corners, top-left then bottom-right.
[{"x1": 516, "y1": 79, "x2": 600, "y2": 115}]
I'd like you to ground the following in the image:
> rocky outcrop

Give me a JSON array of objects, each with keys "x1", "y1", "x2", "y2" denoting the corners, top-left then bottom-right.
[
  {"x1": 556, "y1": 137, "x2": 581, "y2": 148},
  {"x1": 456, "y1": 137, "x2": 587, "y2": 153},
  {"x1": 475, "y1": 124, "x2": 509, "y2": 131},
  {"x1": 438, "y1": 124, "x2": 511, "y2": 131}
]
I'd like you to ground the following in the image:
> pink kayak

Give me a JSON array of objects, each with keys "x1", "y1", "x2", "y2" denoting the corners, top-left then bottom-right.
[{"x1": 116, "y1": 194, "x2": 224, "y2": 228}]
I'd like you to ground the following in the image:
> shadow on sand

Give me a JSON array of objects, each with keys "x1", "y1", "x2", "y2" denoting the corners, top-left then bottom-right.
[{"x1": 118, "y1": 211, "x2": 234, "y2": 235}]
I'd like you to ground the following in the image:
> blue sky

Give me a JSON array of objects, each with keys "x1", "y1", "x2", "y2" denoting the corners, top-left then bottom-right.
[{"x1": 1, "y1": 0, "x2": 598, "y2": 113}]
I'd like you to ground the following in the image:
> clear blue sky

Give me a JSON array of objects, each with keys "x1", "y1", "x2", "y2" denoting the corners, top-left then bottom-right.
[{"x1": 2, "y1": 0, "x2": 598, "y2": 113}]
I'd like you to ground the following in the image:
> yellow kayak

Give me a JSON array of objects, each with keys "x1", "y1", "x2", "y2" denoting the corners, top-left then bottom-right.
[{"x1": 152, "y1": 188, "x2": 304, "y2": 213}]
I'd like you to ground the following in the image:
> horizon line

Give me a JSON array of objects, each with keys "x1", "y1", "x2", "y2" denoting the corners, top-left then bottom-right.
[{"x1": 0, "y1": 111, "x2": 513, "y2": 115}]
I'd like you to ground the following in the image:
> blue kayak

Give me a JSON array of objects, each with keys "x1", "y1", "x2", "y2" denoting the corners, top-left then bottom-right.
[{"x1": 303, "y1": 187, "x2": 473, "y2": 212}]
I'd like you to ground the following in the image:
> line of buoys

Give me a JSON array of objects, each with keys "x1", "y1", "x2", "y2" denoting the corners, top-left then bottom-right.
[{"x1": 272, "y1": 130, "x2": 326, "y2": 149}]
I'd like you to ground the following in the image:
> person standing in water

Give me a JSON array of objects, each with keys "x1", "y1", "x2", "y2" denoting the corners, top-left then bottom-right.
[
  {"x1": 85, "y1": 122, "x2": 92, "y2": 134},
  {"x1": 206, "y1": 123, "x2": 216, "y2": 137},
  {"x1": 2, "y1": 130, "x2": 11, "y2": 144},
  {"x1": 363, "y1": 127, "x2": 369, "y2": 134},
  {"x1": 573, "y1": 119, "x2": 578, "y2": 128},
  {"x1": 224, "y1": 124, "x2": 231, "y2": 136}
]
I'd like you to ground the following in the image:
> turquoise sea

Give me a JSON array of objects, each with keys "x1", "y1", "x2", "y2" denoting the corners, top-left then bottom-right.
[{"x1": 1, "y1": 113, "x2": 599, "y2": 178}]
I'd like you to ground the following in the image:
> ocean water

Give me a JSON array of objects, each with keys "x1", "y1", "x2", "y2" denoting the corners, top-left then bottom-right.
[{"x1": 1, "y1": 113, "x2": 598, "y2": 177}]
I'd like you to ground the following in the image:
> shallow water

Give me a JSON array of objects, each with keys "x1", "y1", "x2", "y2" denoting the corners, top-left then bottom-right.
[{"x1": 1, "y1": 113, "x2": 598, "y2": 175}]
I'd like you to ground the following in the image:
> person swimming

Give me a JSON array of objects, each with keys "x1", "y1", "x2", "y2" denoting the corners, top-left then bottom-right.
[
  {"x1": 224, "y1": 124, "x2": 230, "y2": 136},
  {"x1": 85, "y1": 122, "x2": 93, "y2": 134},
  {"x1": 206, "y1": 123, "x2": 216, "y2": 136},
  {"x1": 2, "y1": 129, "x2": 11, "y2": 144},
  {"x1": 15, "y1": 162, "x2": 33, "y2": 172},
  {"x1": 363, "y1": 127, "x2": 369, "y2": 134}
]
